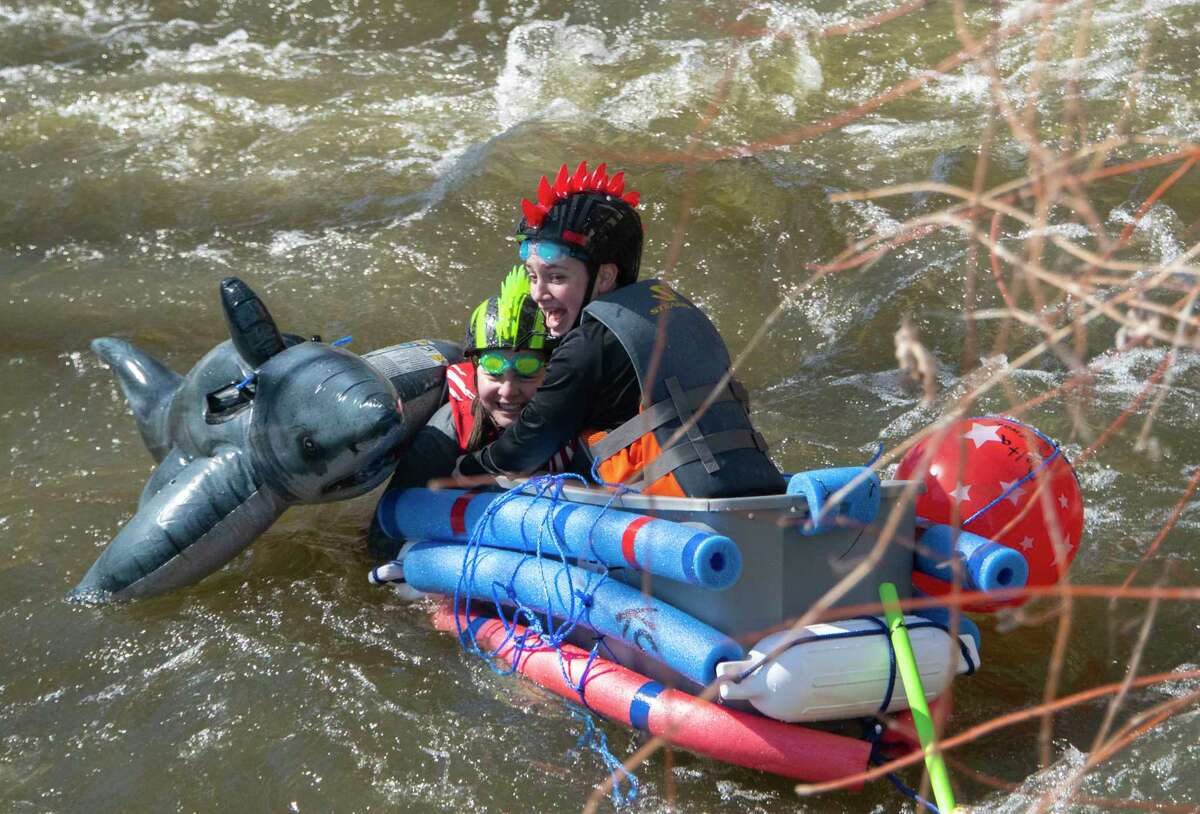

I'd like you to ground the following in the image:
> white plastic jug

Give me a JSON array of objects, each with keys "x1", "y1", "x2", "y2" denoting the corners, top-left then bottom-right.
[{"x1": 716, "y1": 615, "x2": 980, "y2": 722}]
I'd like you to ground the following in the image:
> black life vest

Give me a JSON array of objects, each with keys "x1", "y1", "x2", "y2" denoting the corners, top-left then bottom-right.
[{"x1": 581, "y1": 280, "x2": 783, "y2": 497}]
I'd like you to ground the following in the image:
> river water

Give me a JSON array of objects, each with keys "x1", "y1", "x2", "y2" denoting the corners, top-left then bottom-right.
[{"x1": 2, "y1": 0, "x2": 1199, "y2": 811}]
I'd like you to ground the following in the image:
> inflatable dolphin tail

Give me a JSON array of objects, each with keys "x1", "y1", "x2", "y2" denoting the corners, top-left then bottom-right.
[{"x1": 91, "y1": 337, "x2": 184, "y2": 462}]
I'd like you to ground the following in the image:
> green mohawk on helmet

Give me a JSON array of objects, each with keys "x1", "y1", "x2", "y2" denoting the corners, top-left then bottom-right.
[{"x1": 464, "y1": 266, "x2": 550, "y2": 354}]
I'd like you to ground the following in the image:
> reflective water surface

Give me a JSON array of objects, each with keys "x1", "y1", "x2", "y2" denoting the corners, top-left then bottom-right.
[{"x1": 3, "y1": 0, "x2": 1199, "y2": 810}]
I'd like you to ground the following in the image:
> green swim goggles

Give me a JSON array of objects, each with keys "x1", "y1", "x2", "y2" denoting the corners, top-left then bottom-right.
[{"x1": 476, "y1": 351, "x2": 546, "y2": 379}]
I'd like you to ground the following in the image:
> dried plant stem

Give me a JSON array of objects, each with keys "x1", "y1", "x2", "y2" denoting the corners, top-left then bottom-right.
[
  {"x1": 540, "y1": 1, "x2": 1200, "y2": 808},
  {"x1": 820, "y1": 0, "x2": 930, "y2": 38},
  {"x1": 629, "y1": 5, "x2": 1043, "y2": 165},
  {"x1": 1120, "y1": 467, "x2": 1200, "y2": 591},
  {"x1": 793, "y1": 669, "x2": 1200, "y2": 796},
  {"x1": 946, "y1": 756, "x2": 1200, "y2": 812}
]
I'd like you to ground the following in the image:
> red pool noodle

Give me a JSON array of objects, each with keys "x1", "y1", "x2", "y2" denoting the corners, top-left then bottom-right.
[{"x1": 431, "y1": 601, "x2": 872, "y2": 786}]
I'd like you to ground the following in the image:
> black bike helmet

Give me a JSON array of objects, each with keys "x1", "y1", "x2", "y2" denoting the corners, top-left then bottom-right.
[{"x1": 517, "y1": 161, "x2": 644, "y2": 290}]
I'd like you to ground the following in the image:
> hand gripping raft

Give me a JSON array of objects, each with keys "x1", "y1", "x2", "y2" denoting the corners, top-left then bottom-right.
[
  {"x1": 377, "y1": 487, "x2": 742, "y2": 590},
  {"x1": 402, "y1": 541, "x2": 745, "y2": 686}
]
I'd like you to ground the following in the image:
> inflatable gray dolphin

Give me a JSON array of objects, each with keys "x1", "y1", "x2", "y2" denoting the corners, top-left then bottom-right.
[{"x1": 72, "y1": 277, "x2": 461, "y2": 601}]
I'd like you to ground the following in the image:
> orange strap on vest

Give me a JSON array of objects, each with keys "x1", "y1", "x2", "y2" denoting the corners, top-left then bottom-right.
[{"x1": 584, "y1": 378, "x2": 761, "y2": 497}]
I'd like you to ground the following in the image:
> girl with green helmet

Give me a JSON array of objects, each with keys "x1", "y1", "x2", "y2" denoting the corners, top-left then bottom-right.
[
  {"x1": 367, "y1": 268, "x2": 576, "y2": 560},
  {"x1": 454, "y1": 267, "x2": 557, "y2": 451}
]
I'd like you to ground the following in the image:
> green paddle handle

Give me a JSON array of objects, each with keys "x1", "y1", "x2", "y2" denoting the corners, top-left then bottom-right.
[{"x1": 879, "y1": 582, "x2": 957, "y2": 813}]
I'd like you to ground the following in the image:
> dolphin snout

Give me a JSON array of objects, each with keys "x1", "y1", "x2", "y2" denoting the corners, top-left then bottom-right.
[
  {"x1": 336, "y1": 372, "x2": 402, "y2": 428},
  {"x1": 318, "y1": 392, "x2": 404, "y2": 499},
  {"x1": 360, "y1": 394, "x2": 403, "y2": 435}
]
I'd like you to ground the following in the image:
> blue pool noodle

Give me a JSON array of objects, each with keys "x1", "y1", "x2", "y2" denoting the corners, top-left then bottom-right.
[
  {"x1": 914, "y1": 524, "x2": 1029, "y2": 594},
  {"x1": 403, "y1": 541, "x2": 746, "y2": 686},
  {"x1": 376, "y1": 488, "x2": 742, "y2": 591},
  {"x1": 785, "y1": 467, "x2": 881, "y2": 536}
]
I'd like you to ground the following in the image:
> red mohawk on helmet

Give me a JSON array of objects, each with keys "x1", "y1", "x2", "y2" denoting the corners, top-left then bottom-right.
[
  {"x1": 518, "y1": 161, "x2": 641, "y2": 229},
  {"x1": 516, "y1": 160, "x2": 645, "y2": 288}
]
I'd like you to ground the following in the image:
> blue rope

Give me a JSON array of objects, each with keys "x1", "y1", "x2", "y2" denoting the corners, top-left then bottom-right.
[
  {"x1": 961, "y1": 415, "x2": 1062, "y2": 529},
  {"x1": 864, "y1": 720, "x2": 942, "y2": 814},
  {"x1": 730, "y1": 619, "x2": 975, "y2": 685},
  {"x1": 454, "y1": 474, "x2": 598, "y2": 675},
  {"x1": 570, "y1": 708, "x2": 638, "y2": 807},
  {"x1": 886, "y1": 769, "x2": 942, "y2": 814},
  {"x1": 447, "y1": 473, "x2": 642, "y2": 805},
  {"x1": 588, "y1": 446, "x2": 642, "y2": 497},
  {"x1": 859, "y1": 615, "x2": 898, "y2": 712}
]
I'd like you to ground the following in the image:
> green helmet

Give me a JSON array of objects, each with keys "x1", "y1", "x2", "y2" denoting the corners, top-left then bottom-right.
[{"x1": 463, "y1": 266, "x2": 550, "y2": 355}]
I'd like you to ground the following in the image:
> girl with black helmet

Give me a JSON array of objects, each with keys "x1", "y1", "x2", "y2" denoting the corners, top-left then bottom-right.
[{"x1": 455, "y1": 162, "x2": 783, "y2": 498}]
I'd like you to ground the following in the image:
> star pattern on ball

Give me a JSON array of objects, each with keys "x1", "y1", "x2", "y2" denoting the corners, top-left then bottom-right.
[
  {"x1": 1058, "y1": 493, "x2": 1069, "y2": 509},
  {"x1": 1018, "y1": 536, "x2": 1035, "y2": 550},
  {"x1": 999, "y1": 479, "x2": 1027, "y2": 506},
  {"x1": 962, "y1": 422, "x2": 1003, "y2": 448},
  {"x1": 950, "y1": 482, "x2": 972, "y2": 502},
  {"x1": 1052, "y1": 536, "x2": 1071, "y2": 563}
]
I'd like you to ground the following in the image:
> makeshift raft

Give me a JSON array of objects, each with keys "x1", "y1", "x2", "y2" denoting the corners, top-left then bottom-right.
[
  {"x1": 371, "y1": 416, "x2": 1083, "y2": 800},
  {"x1": 373, "y1": 471, "x2": 988, "y2": 787}
]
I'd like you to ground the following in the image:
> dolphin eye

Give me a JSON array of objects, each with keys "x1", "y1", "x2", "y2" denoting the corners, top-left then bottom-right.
[{"x1": 299, "y1": 435, "x2": 319, "y2": 458}]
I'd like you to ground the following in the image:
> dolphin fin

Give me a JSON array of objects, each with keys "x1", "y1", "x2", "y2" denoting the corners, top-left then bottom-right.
[
  {"x1": 220, "y1": 277, "x2": 286, "y2": 367},
  {"x1": 138, "y1": 447, "x2": 193, "y2": 508},
  {"x1": 70, "y1": 446, "x2": 286, "y2": 601},
  {"x1": 92, "y1": 337, "x2": 184, "y2": 462}
]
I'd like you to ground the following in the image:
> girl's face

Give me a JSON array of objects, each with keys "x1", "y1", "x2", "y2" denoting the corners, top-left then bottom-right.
[
  {"x1": 524, "y1": 244, "x2": 617, "y2": 337},
  {"x1": 525, "y1": 252, "x2": 590, "y2": 337},
  {"x1": 474, "y1": 350, "x2": 547, "y2": 428}
]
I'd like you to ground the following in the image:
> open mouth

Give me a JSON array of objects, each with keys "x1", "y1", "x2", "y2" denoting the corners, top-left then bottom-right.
[{"x1": 322, "y1": 447, "x2": 398, "y2": 495}]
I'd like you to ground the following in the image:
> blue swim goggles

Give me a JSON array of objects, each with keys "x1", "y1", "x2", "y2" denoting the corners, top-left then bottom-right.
[{"x1": 518, "y1": 239, "x2": 589, "y2": 264}]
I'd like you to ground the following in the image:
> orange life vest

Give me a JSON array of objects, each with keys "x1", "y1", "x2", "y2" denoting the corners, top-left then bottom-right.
[{"x1": 584, "y1": 424, "x2": 686, "y2": 497}]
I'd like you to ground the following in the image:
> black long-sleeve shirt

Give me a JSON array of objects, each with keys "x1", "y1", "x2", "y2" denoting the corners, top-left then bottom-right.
[{"x1": 457, "y1": 319, "x2": 641, "y2": 477}]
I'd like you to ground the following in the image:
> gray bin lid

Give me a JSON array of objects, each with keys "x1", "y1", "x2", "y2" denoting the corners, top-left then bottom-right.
[{"x1": 494, "y1": 477, "x2": 922, "y2": 514}]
